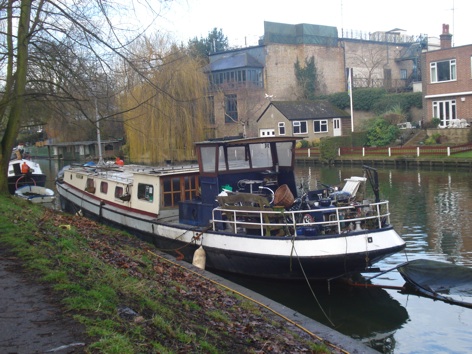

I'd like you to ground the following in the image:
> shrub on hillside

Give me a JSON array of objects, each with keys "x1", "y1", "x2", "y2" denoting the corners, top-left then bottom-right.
[
  {"x1": 365, "y1": 117, "x2": 400, "y2": 146},
  {"x1": 372, "y1": 92, "x2": 422, "y2": 115}
]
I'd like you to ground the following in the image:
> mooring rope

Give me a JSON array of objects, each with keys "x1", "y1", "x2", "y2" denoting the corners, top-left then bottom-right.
[{"x1": 290, "y1": 239, "x2": 337, "y2": 328}]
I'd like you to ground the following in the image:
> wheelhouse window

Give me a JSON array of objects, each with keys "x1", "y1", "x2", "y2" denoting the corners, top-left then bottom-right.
[
  {"x1": 100, "y1": 181, "x2": 108, "y2": 194},
  {"x1": 218, "y1": 146, "x2": 226, "y2": 171},
  {"x1": 313, "y1": 120, "x2": 328, "y2": 133},
  {"x1": 430, "y1": 59, "x2": 456, "y2": 83},
  {"x1": 249, "y1": 143, "x2": 273, "y2": 169},
  {"x1": 433, "y1": 99, "x2": 456, "y2": 127},
  {"x1": 224, "y1": 94, "x2": 238, "y2": 123},
  {"x1": 201, "y1": 146, "x2": 217, "y2": 173},
  {"x1": 162, "y1": 175, "x2": 199, "y2": 208},
  {"x1": 278, "y1": 122, "x2": 285, "y2": 135},
  {"x1": 226, "y1": 145, "x2": 250, "y2": 170},
  {"x1": 276, "y1": 142, "x2": 293, "y2": 167},
  {"x1": 137, "y1": 183, "x2": 154, "y2": 202},
  {"x1": 293, "y1": 121, "x2": 307, "y2": 134}
]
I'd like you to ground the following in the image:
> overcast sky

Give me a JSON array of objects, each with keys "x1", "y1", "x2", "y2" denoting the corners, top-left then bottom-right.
[{"x1": 155, "y1": 0, "x2": 469, "y2": 48}]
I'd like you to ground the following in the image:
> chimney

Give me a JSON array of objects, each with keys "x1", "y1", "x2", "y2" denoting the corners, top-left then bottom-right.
[{"x1": 440, "y1": 24, "x2": 452, "y2": 49}]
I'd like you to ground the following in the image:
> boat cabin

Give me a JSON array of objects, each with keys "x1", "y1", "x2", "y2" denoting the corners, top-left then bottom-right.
[{"x1": 179, "y1": 136, "x2": 300, "y2": 226}]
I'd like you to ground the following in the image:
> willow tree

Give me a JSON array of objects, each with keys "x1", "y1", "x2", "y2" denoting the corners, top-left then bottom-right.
[{"x1": 121, "y1": 40, "x2": 210, "y2": 164}]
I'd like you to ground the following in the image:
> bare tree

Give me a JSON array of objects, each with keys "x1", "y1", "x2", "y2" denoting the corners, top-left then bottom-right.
[
  {"x1": 0, "y1": 0, "x2": 161, "y2": 194},
  {"x1": 347, "y1": 45, "x2": 387, "y2": 88}
]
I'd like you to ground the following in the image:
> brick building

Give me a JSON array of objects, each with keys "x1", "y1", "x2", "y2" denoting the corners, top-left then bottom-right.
[
  {"x1": 206, "y1": 21, "x2": 422, "y2": 138},
  {"x1": 423, "y1": 24, "x2": 472, "y2": 127}
]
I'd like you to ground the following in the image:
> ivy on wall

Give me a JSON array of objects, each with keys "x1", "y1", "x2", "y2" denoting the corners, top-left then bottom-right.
[{"x1": 294, "y1": 56, "x2": 318, "y2": 100}]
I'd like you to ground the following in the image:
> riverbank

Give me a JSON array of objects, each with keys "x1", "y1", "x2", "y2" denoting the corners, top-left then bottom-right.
[
  {"x1": 0, "y1": 195, "x2": 375, "y2": 353},
  {"x1": 296, "y1": 155, "x2": 472, "y2": 169}
]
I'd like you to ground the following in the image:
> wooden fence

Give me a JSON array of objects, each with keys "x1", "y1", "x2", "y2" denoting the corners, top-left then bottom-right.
[{"x1": 295, "y1": 144, "x2": 472, "y2": 159}]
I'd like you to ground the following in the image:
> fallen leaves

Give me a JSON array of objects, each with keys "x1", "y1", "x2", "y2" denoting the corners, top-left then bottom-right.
[{"x1": 32, "y1": 207, "x2": 338, "y2": 353}]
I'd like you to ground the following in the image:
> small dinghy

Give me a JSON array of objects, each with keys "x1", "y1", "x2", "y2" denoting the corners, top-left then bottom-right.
[
  {"x1": 398, "y1": 259, "x2": 472, "y2": 309},
  {"x1": 15, "y1": 185, "x2": 56, "y2": 204}
]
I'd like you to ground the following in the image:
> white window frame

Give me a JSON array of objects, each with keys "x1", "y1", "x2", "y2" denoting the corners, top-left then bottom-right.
[
  {"x1": 313, "y1": 120, "x2": 328, "y2": 133},
  {"x1": 292, "y1": 121, "x2": 307, "y2": 134},
  {"x1": 432, "y1": 99, "x2": 456, "y2": 127},
  {"x1": 278, "y1": 122, "x2": 285, "y2": 135},
  {"x1": 430, "y1": 59, "x2": 456, "y2": 83}
]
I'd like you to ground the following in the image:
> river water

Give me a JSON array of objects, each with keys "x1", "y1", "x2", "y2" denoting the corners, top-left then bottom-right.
[{"x1": 39, "y1": 159, "x2": 472, "y2": 353}]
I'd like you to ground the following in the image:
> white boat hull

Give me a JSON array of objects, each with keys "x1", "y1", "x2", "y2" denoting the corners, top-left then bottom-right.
[
  {"x1": 15, "y1": 185, "x2": 55, "y2": 204},
  {"x1": 56, "y1": 181, "x2": 405, "y2": 280}
]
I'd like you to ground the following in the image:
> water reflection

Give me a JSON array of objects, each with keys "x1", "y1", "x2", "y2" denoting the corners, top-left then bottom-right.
[{"x1": 292, "y1": 164, "x2": 472, "y2": 353}]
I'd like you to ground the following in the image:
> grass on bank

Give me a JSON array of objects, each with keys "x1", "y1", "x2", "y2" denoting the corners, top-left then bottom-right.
[{"x1": 0, "y1": 195, "x2": 336, "y2": 354}]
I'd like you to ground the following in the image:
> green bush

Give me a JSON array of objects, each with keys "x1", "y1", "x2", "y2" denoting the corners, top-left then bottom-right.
[
  {"x1": 372, "y1": 92, "x2": 422, "y2": 115},
  {"x1": 431, "y1": 118, "x2": 440, "y2": 128},
  {"x1": 326, "y1": 92, "x2": 350, "y2": 110},
  {"x1": 424, "y1": 133, "x2": 441, "y2": 145},
  {"x1": 321, "y1": 89, "x2": 421, "y2": 118},
  {"x1": 299, "y1": 139, "x2": 310, "y2": 148},
  {"x1": 319, "y1": 137, "x2": 339, "y2": 164},
  {"x1": 365, "y1": 117, "x2": 400, "y2": 146},
  {"x1": 351, "y1": 88, "x2": 387, "y2": 111}
]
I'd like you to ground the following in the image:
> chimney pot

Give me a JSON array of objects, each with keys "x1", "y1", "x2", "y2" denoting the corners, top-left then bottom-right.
[{"x1": 440, "y1": 23, "x2": 452, "y2": 49}]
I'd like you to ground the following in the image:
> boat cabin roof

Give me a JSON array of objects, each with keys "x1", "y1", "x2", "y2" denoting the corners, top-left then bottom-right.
[
  {"x1": 195, "y1": 136, "x2": 302, "y2": 147},
  {"x1": 195, "y1": 136, "x2": 302, "y2": 176}
]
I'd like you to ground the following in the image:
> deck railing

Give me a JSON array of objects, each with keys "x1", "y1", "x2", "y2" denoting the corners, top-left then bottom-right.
[{"x1": 211, "y1": 201, "x2": 391, "y2": 237}]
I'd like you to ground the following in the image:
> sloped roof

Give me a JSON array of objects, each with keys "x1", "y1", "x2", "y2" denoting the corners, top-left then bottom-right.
[
  {"x1": 258, "y1": 101, "x2": 350, "y2": 121},
  {"x1": 205, "y1": 52, "x2": 263, "y2": 72}
]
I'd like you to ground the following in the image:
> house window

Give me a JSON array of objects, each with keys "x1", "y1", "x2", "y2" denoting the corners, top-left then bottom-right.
[
  {"x1": 210, "y1": 68, "x2": 262, "y2": 88},
  {"x1": 433, "y1": 99, "x2": 456, "y2": 127},
  {"x1": 224, "y1": 94, "x2": 238, "y2": 123},
  {"x1": 313, "y1": 120, "x2": 328, "y2": 133},
  {"x1": 278, "y1": 122, "x2": 285, "y2": 135},
  {"x1": 430, "y1": 59, "x2": 456, "y2": 83},
  {"x1": 400, "y1": 69, "x2": 407, "y2": 80},
  {"x1": 293, "y1": 121, "x2": 307, "y2": 134},
  {"x1": 260, "y1": 129, "x2": 275, "y2": 136}
]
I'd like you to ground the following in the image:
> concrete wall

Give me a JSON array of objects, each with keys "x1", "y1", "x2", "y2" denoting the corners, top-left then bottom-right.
[
  {"x1": 427, "y1": 127, "x2": 471, "y2": 144},
  {"x1": 264, "y1": 43, "x2": 346, "y2": 98}
]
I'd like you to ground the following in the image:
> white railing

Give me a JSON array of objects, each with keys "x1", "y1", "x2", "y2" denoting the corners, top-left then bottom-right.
[{"x1": 211, "y1": 201, "x2": 391, "y2": 236}]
